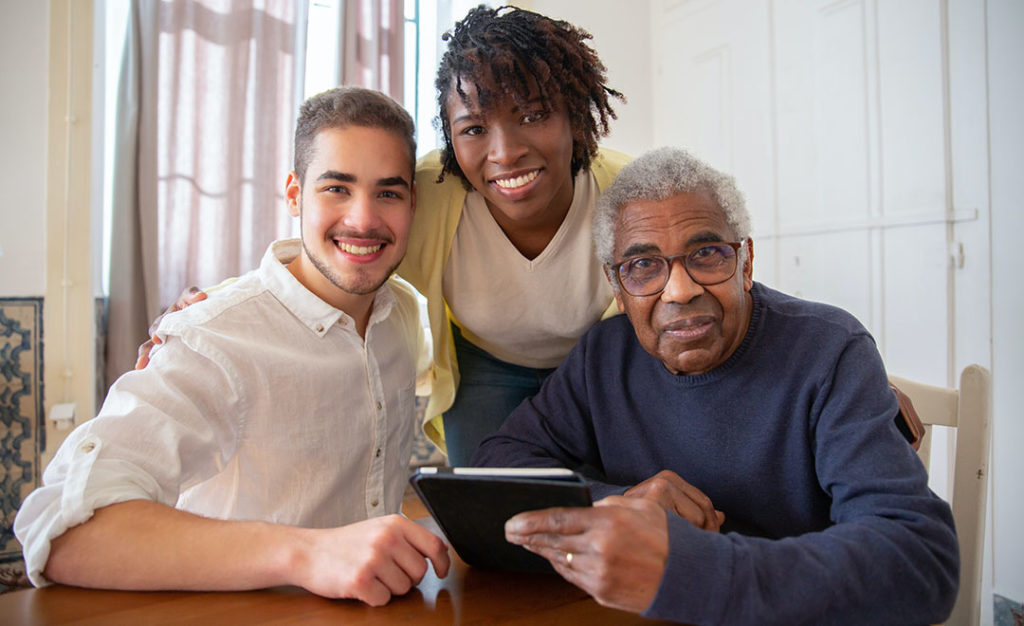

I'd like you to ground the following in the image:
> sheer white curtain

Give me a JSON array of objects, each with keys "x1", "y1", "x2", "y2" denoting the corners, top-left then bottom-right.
[
  {"x1": 106, "y1": 0, "x2": 304, "y2": 383},
  {"x1": 341, "y1": 0, "x2": 404, "y2": 98}
]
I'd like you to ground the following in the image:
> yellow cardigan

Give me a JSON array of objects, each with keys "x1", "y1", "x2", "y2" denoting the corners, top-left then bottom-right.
[{"x1": 397, "y1": 147, "x2": 633, "y2": 452}]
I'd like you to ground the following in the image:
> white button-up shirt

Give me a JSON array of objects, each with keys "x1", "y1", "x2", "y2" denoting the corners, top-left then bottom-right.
[{"x1": 15, "y1": 239, "x2": 426, "y2": 586}]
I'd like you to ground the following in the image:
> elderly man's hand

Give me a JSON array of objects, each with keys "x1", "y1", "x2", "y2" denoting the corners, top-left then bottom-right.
[
  {"x1": 504, "y1": 496, "x2": 668, "y2": 614},
  {"x1": 135, "y1": 287, "x2": 207, "y2": 369},
  {"x1": 624, "y1": 470, "x2": 725, "y2": 532}
]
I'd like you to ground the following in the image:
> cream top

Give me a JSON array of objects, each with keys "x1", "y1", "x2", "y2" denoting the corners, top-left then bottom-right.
[{"x1": 442, "y1": 172, "x2": 614, "y2": 369}]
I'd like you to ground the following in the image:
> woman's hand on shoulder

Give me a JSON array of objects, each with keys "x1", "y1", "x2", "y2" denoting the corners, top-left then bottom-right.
[{"x1": 135, "y1": 287, "x2": 207, "y2": 369}]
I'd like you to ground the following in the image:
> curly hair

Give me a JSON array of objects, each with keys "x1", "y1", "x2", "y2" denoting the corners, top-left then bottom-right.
[{"x1": 434, "y1": 5, "x2": 624, "y2": 185}]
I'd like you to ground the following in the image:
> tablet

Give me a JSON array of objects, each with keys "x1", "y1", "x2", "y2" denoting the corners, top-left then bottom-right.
[{"x1": 408, "y1": 467, "x2": 592, "y2": 573}]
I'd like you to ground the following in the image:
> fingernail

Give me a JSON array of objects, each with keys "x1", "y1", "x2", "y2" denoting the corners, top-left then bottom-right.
[
  {"x1": 505, "y1": 517, "x2": 523, "y2": 534},
  {"x1": 505, "y1": 516, "x2": 528, "y2": 536}
]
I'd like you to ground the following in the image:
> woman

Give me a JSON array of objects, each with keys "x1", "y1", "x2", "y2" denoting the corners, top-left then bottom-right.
[
  {"x1": 399, "y1": 6, "x2": 630, "y2": 464},
  {"x1": 139, "y1": 6, "x2": 630, "y2": 465}
]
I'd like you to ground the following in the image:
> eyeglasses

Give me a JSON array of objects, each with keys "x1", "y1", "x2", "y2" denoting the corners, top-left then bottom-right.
[{"x1": 612, "y1": 241, "x2": 744, "y2": 297}]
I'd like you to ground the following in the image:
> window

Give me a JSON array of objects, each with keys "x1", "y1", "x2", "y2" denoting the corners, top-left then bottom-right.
[{"x1": 304, "y1": 0, "x2": 497, "y2": 157}]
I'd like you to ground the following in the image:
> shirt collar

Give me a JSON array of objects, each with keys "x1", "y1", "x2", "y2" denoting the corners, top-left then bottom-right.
[{"x1": 260, "y1": 239, "x2": 397, "y2": 337}]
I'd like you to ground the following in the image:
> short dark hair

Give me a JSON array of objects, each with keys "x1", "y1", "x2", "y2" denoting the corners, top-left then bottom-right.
[
  {"x1": 435, "y1": 5, "x2": 624, "y2": 185},
  {"x1": 293, "y1": 86, "x2": 416, "y2": 183}
]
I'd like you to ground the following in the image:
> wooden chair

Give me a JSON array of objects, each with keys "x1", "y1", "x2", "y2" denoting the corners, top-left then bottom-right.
[{"x1": 889, "y1": 365, "x2": 991, "y2": 626}]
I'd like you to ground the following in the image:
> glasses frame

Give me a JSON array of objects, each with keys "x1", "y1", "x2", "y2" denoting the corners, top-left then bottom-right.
[{"x1": 611, "y1": 240, "x2": 745, "y2": 297}]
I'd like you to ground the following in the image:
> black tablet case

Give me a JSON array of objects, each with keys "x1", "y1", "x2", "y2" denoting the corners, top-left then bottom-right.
[{"x1": 409, "y1": 469, "x2": 592, "y2": 573}]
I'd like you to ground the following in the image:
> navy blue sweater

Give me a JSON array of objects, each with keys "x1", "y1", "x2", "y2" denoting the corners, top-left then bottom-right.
[{"x1": 473, "y1": 282, "x2": 958, "y2": 625}]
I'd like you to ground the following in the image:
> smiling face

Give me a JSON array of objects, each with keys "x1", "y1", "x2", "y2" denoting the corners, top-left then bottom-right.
[
  {"x1": 445, "y1": 78, "x2": 576, "y2": 229},
  {"x1": 285, "y1": 125, "x2": 415, "y2": 314},
  {"x1": 612, "y1": 191, "x2": 754, "y2": 375}
]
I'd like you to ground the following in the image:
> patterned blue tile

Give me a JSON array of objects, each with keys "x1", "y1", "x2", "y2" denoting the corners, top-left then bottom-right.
[
  {"x1": 0, "y1": 298, "x2": 43, "y2": 568},
  {"x1": 995, "y1": 593, "x2": 1024, "y2": 626}
]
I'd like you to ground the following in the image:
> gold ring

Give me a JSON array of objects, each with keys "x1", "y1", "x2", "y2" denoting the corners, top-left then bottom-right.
[{"x1": 565, "y1": 551, "x2": 574, "y2": 566}]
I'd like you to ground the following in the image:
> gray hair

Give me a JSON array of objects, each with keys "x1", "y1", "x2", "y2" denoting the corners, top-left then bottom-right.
[{"x1": 593, "y1": 147, "x2": 751, "y2": 267}]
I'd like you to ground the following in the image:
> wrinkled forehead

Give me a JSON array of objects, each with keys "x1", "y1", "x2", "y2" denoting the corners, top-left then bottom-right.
[{"x1": 613, "y1": 192, "x2": 733, "y2": 255}]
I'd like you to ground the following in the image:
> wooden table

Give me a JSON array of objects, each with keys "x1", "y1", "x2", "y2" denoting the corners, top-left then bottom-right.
[
  {"x1": 0, "y1": 510, "x2": 672, "y2": 625},
  {"x1": 0, "y1": 557, "x2": 672, "y2": 625}
]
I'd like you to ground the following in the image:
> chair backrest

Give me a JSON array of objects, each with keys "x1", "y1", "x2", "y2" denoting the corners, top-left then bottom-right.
[{"x1": 889, "y1": 365, "x2": 991, "y2": 626}]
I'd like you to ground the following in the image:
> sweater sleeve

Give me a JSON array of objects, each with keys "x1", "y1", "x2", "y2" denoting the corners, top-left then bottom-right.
[{"x1": 643, "y1": 334, "x2": 959, "y2": 625}]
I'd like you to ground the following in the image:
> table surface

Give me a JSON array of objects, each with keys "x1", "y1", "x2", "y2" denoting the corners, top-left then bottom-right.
[
  {"x1": 0, "y1": 511, "x2": 673, "y2": 625},
  {"x1": 0, "y1": 557, "x2": 671, "y2": 625}
]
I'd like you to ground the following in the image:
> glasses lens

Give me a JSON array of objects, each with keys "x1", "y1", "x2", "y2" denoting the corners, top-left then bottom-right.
[
  {"x1": 687, "y1": 244, "x2": 737, "y2": 284},
  {"x1": 619, "y1": 256, "x2": 668, "y2": 296},
  {"x1": 616, "y1": 243, "x2": 741, "y2": 295}
]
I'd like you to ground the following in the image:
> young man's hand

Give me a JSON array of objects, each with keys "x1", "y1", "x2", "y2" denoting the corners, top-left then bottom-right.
[{"x1": 290, "y1": 515, "x2": 451, "y2": 605}]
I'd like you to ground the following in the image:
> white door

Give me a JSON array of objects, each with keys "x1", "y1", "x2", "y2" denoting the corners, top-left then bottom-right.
[{"x1": 651, "y1": 0, "x2": 991, "y2": 498}]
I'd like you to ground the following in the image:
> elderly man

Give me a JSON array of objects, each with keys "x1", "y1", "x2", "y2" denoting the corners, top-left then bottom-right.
[{"x1": 472, "y1": 147, "x2": 959, "y2": 625}]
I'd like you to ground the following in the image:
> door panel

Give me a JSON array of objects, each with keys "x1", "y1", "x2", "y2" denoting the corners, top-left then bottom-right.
[
  {"x1": 877, "y1": 1, "x2": 946, "y2": 216},
  {"x1": 881, "y1": 223, "x2": 950, "y2": 380},
  {"x1": 775, "y1": 231, "x2": 874, "y2": 328},
  {"x1": 656, "y1": 0, "x2": 952, "y2": 367},
  {"x1": 652, "y1": 0, "x2": 774, "y2": 253}
]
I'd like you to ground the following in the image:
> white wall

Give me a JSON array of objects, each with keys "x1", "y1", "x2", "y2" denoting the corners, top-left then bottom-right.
[
  {"x1": 987, "y1": 0, "x2": 1024, "y2": 605},
  {"x1": 516, "y1": 0, "x2": 654, "y2": 158},
  {"x1": 0, "y1": 0, "x2": 49, "y2": 297}
]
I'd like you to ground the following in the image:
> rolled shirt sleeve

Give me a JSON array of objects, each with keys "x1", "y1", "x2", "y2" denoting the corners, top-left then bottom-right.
[{"x1": 14, "y1": 335, "x2": 240, "y2": 587}]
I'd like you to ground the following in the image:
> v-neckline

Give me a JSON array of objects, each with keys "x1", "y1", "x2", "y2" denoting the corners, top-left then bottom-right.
[{"x1": 467, "y1": 179, "x2": 581, "y2": 270}]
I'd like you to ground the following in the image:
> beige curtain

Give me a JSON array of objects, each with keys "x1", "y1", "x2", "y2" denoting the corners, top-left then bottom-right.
[
  {"x1": 341, "y1": 0, "x2": 404, "y2": 99},
  {"x1": 106, "y1": 0, "x2": 303, "y2": 385},
  {"x1": 105, "y1": 2, "x2": 151, "y2": 389}
]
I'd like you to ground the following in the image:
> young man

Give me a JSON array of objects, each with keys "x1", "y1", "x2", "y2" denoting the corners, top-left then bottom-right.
[{"x1": 14, "y1": 87, "x2": 450, "y2": 606}]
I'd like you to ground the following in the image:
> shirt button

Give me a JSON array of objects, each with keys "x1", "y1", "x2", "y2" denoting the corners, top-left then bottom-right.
[
  {"x1": 376, "y1": 401, "x2": 382, "y2": 411},
  {"x1": 338, "y1": 318, "x2": 347, "y2": 326},
  {"x1": 315, "y1": 323, "x2": 324, "y2": 333},
  {"x1": 370, "y1": 499, "x2": 379, "y2": 507},
  {"x1": 375, "y1": 448, "x2": 382, "y2": 458},
  {"x1": 81, "y1": 442, "x2": 96, "y2": 453}
]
